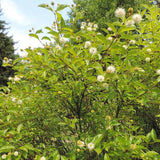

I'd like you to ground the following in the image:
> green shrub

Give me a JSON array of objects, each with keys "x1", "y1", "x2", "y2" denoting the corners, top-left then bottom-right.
[{"x1": 0, "y1": 2, "x2": 160, "y2": 160}]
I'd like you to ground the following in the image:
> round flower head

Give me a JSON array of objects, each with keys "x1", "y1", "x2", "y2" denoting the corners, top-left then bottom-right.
[
  {"x1": 106, "y1": 66, "x2": 116, "y2": 73},
  {"x1": 1, "y1": 154, "x2": 7, "y2": 159},
  {"x1": 84, "y1": 41, "x2": 91, "y2": 48},
  {"x1": 123, "y1": 45, "x2": 128, "y2": 50},
  {"x1": 126, "y1": 20, "x2": 135, "y2": 26},
  {"x1": 87, "y1": 27, "x2": 92, "y2": 31},
  {"x1": 88, "y1": 22, "x2": 93, "y2": 27},
  {"x1": 56, "y1": 44, "x2": 61, "y2": 50},
  {"x1": 81, "y1": 22, "x2": 86, "y2": 26},
  {"x1": 14, "y1": 151, "x2": 18, "y2": 156},
  {"x1": 77, "y1": 140, "x2": 85, "y2": 148},
  {"x1": 93, "y1": 24, "x2": 98, "y2": 28},
  {"x1": 115, "y1": 8, "x2": 126, "y2": 18},
  {"x1": 40, "y1": 157, "x2": 46, "y2": 160},
  {"x1": 97, "y1": 75, "x2": 105, "y2": 82},
  {"x1": 8, "y1": 77, "x2": 13, "y2": 80},
  {"x1": 132, "y1": 14, "x2": 142, "y2": 24},
  {"x1": 147, "y1": 48, "x2": 152, "y2": 53},
  {"x1": 145, "y1": 57, "x2": 150, "y2": 62},
  {"x1": 129, "y1": 40, "x2": 136, "y2": 45},
  {"x1": 108, "y1": 27, "x2": 112, "y2": 31},
  {"x1": 157, "y1": 69, "x2": 160, "y2": 75},
  {"x1": 14, "y1": 75, "x2": 21, "y2": 81},
  {"x1": 87, "y1": 143, "x2": 95, "y2": 151},
  {"x1": 80, "y1": 25, "x2": 85, "y2": 30},
  {"x1": 17, "y1": 100, "x2": 22, "y2": 104},
  {"x1": 107, "y1": 37, "x2": 113, "y2": 41},
  {"x1": 89, "y1": 47, "x2": 97, "y2": 54},
  {"x1": 60, "y1": 37, "x2": 67, "y2": 44}
]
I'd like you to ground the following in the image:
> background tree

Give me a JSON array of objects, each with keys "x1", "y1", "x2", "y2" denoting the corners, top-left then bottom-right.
[
  {"x1": 0, "y1": 10, "x2": 16, "y2": 87},
  {"x1": 70, "y1": 0, "x2": 150, "y2": 32}
]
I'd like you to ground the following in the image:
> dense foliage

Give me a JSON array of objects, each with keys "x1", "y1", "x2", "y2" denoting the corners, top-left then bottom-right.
[
  {"x1": 0, "y1": 2, "x2": 160, "y2": 160},
  {"x1": 0, "y1": 10, "x2": 16, "y2": 87},
  {"x1": 70, "y1": 0, "x2": 150, "y2": 32}
]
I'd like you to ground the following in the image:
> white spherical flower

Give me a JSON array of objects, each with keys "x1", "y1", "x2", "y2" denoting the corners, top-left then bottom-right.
[
  {"x1": 147, "y1": 48, "x2": 152, "y2": 53},
  {"x1": 80, "y1": 25, "x2": 85, "y2": 30},
  {"x1": 97, "y1": 75, "x2": 105, "y2": 82},
  {"x1": 40, "y1": 156, "x2": 46, "y2": 160},
  {"x1": 106, "y1": 66, "x2": 116, "y2": 73},
  {"x1": 103, "y1": 83, "x2": 109, "y2": 90},
  {"x1": 97, "y1": 33, "x2": 102, "y2": 35},
  {"x1": 129, "y1": 40, "x2": 136, "y2": 45},
  {"x1": 8, "y1": 77, "x2": 13, "y2": 80},
  {"x1": 77, "y1": 140, "x2": 85, "y2": 148},
  {"x1": 132, "y1": 14, "x2": 142, "y2": 24},
  {"x1": 126, "y1": 20, "x2": 135, "y2": 26},
  {"x1": 108, "y1": 27, "x2": 112, "y2": 31},
  {"x1": 14, "y1": 151, "x2": 18, "y2": 156},
  {"x1": 84, "y1": 41, "x2": 91, "y2": 48},
  {"x1": 1, "y1": 154, "x2": 7, "y2": 159},
  {"x1": 37, "y1": 52, "x2": 42, "y2": 56},
  {"x1": 60, "y1": 37, "x2": 67, "y2": 44},
  {"x1": 56, "y1": 44, "x2": 61, "y2": 50},
  {"x1": 87, "y1": 143, "x2": 95, "y2": 151},
  {"x1": 115, "y1": 8, "x2": 126, "y2": 18},
  {"x1": 88, "y1": 22, "x2": 93, "y2": 27},
  {"x1": 17, "y1": 100, "x2": 22, "y2": 104},
  {"x1": 14, "y1": 75, "x2": 21, "y2": 81},
  {"x1": 107, "y1": 37, "x2": 113, "y2": 41},
  {"x1": 145, "y1": 57, "x2": 150, "y2": 62},
  {"x1": 157, "y1": 69, "x2": 160, "y2": 75},
  {"x1": 81, "y1": 22, "x2": 86, "y2": 26},
  {"x1": 89, "y1": 47, "x2": 97, "y2": 54},
  {"x1": 87, "y1": 27, "x2": 92, "y2": 31},
  {"x1": 94, "y1": 24, "x2": 98, "y2": 28},
  {"x1": 123, "y1": 45, "x2": 128, "y2": 50},
  {"x1": 11, "y1": 97, "x2": 17, "y2": 102}
]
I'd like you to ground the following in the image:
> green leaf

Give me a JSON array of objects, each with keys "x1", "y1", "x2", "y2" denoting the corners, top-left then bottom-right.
[
  {"x1": 0, "y1": 145, "x2": 15, "y2": 153},
  {"x1": 17, "y1": 123, "x2": 23, "y2": 133},
  {"x1": 94, "y1": 62, "x2": 104, "y2": 75},
  {"x1": 151, "y1": 129, "x2": 157, "y2": 141},
  {"x1": 106, "y1": 23, "x2": 117, "y2": 33},
  {"x1": 56, "y1": 4, "x2": 69, "y2": 12},
  {"x1": 42, "y1": 36, "x2": 51, "y2": 41},
  {"x1": 36, "y1": 29, "x2": 43, "y2": 34},
  {"x1": 92, "y1": 134, "x2": 103, "y2": 146},
  {"x1": 29, "y1": 33, "x2": 39, "y2": 40},
  {"x1": 157, "y1": 76, "x2": 160, "y2": 82},
  {"x1": 118, "y1": 26, "x2": 136, "y2": 34},
  {"x1": 95, "y1": 147, "x2": 102, "y2": 155},
  {"x1": 104, "y1": 153, "x2": 110, "y2": 160},
  {"x1": 38, "y1": 4, "x2": 53, "y2": 12},
  {"x1": 19, "y1": 144, "x2": 40, "y2": 153},
  {"x1": 75, "y1": 12, "x2": 83, "y2": 21},
  {"x1": 56, "y1": 12, "x2": 62, "y2": 22},
  {"x1": 7, "y1": 115, "x2": 11, "y2": 122},
  {"x1": 61, "y1": 156, "x2": 68, "y2": 160},
  {"x1": 70, "y1": 154, "x2": 76, "y2": 160}
]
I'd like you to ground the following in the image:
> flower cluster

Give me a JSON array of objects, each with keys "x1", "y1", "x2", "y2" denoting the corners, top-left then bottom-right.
[
  {"x1": 106, "y1": 66, "x2": 116, "y2": 73},
  {"x1": 89, "y1": 47, "x2": 97, "y2": 54},
  {"x1": 132, "y1": 14, "x2": 142, "y2": 24},
  {"x1": 81, "y1": 22, "x2": 98, "y2": 31},
  {"x1": 8, "y1": 75, "x2": 23, "y2": 83},
  {"x1": 97, "y1": 75, "x2": 105, "y2": 82},
  {"x1": 77, "y1": 140, "x2": 85, "y2": 148},
  {"x1": 115, "y1": 8, "x2": 126, "y2": 18},
  {"x1": 11, "y1": 97, "x2": 22, "y2": 104},
  {"x1": 2, "y1": 57, "x2": 12, "y2": 64}
]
